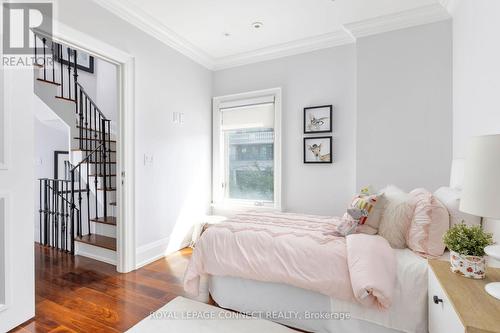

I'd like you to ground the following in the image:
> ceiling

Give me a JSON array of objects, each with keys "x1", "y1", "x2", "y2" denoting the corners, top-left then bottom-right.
[{"x1": 93, "y1": 0, "x2": 451, "y2": 69}]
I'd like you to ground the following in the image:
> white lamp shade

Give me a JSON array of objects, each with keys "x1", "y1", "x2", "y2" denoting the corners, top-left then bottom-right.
[{"x1": 460, "y1": 135, "x2": 500, "y2": 218}]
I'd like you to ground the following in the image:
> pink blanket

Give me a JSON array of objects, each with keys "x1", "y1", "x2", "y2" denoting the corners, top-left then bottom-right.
[{"x1": 184, "y1": 212, "x2": 396, "y2": 309}]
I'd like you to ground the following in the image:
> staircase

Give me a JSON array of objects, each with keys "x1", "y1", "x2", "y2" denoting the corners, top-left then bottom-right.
[{"x1": 34, "y1": 30, "x2": 118, "y2": 264}]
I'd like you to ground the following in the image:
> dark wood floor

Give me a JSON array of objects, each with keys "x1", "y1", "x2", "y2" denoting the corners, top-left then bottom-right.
[{"x1": 10, "y1": 244, "x2": 200, "y2": 333}]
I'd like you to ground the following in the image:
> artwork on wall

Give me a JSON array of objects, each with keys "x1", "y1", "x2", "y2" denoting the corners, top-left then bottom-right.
[
  {"x1": 53, "y1": 151, "x2": 69, "y2": 180},
  {"x1": 303, "y1": 105, "x2": 332, "y2": 134},
  {"x1": 55, "y1": 45, "x2": 95, "y2": 73},
  {"x1": 304, "y1": 136, "x2": 332, "y2": 164}
]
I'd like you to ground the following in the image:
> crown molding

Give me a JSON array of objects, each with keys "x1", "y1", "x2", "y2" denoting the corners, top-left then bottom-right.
[
  {"x1": 91, "y1": 0, "x2": 215, "y2": 69},
  {"x1": 213, "y1": 30, "x2": 355, "y2": 70},
  {"x1": 92, "y1": 1, "x2": 451, "y2": 71},
  {"x1": 344, "y1": 4, "x2": 451, "y2": 39}
]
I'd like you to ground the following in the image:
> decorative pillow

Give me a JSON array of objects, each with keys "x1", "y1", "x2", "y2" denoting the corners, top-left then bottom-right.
[
  {"x1": 433, "y1": 187, "x2": 481, "y2": 227},
  {"x1": 377, "y1": 186, "x2": 414, "y2": 249},
  {"x1": 407, "y1": 188, "x2": 450, "y2": 258}
]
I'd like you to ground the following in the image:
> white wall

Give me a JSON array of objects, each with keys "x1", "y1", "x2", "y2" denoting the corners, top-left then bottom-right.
[
  {"x1": 356, "y1": 21, "x2": 453, "y2": 192},
  {"x1": 450, "y1": 0, "x2": 500, "y2": 159},
  {"x1": 54, "y1": 0, "x2": 213, "y2": 260},
  {"x1": 213, "y1": 21, "x2": 453, "y2": 215},
  {"x1": 214, "y1": 46, "x2": 358, "y2": 216},
  {"x1": 448, "y1": 0, "x2": 500, "y2": 242},
  {"x1": 33, "y1": 118, "x2": 69, "y2": 240},
  {"x1": 77, "y1": 57, "x2": 118, "y2": 122}
]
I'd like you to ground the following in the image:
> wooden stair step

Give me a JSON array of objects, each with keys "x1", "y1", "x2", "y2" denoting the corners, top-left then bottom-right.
[
  {"x1": 72, "y1": 148, "x2": 116, "y2": 153},
  {"x1": 37, "y1": 78, "x2": 61, "y2": 86},
  {"x1": 58, "y1": 189, "x2": 86, "y2": 194},
  {"x1": 87, "y1": 161, "x2": 117, "y2": 164},
  {"x1": 76, "y1": 126, "x2": 112, "y2": 135},
  {"x1": 74, "y1": 137, "x2": 116, "y2": 143},
  {"x1": 55, "y1": 96, "x2": 76, "y2": 103},
  {"x1": 91, "y1": 216, "x2": 116, "y2": 226},
  {"x1": 75, "y1": 234, "x2": 116, "y2": 251},
  {"x1": 89, "y1": 173, "x2": 117, "y2": 177},
  {"x1": 97, "y1": 188, "x2": 116, "y2": 191}
]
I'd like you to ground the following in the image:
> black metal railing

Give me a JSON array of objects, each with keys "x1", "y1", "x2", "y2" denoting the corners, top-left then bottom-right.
[
  {"x1": 34, "y1": 30, "x2": 115, "y2": 254},
  {"x1": 38, "y1": 179, "x2": 79, "y2": 253}
]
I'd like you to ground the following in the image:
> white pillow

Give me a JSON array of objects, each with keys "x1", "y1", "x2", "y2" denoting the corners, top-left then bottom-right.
[
  {"x1": 433, "y1": 187, "x2": 481, "y2": 227},
  {"x1": 377, "y1": 185, "x2": 414, "y2": 249}
]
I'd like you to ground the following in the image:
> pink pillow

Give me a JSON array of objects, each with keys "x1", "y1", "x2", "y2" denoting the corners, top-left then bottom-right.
[{"x1": 407, "y1": 188, "x2": 449, "y2": 258}]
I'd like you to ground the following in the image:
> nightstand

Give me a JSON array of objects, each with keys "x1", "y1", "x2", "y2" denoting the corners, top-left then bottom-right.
[{"x1": 428, "y1": 260, "x2": 500, "y2": 333}]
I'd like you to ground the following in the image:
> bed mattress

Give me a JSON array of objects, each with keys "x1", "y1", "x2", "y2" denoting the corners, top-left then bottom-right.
[{"x1": 208, "y1": 249, "x2": 428, "y2": 333}]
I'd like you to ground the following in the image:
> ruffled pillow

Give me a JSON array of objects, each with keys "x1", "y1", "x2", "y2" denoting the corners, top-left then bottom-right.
[{"x1": 407, "y1": 188, "x2": 450, "y2": 258}]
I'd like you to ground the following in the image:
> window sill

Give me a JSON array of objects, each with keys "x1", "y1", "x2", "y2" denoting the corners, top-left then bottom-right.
[{"x1": 211, "y1": 202, "x2": 282, "y2": 216}]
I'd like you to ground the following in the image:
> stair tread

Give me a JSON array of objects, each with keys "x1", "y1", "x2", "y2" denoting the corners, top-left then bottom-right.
[
  {"x1": 89, "y1": 174, "x2": 117, "y2": 177},
  {"x1": 55, "y1": 96, "x2": 76, "y2": 103},
  {"x1": 75, "y1": 234, "x2": 116, "y2": 251},
  {"x1": 86, "y1": 161, "x2": 117, "y2": 164},
  {"x1": 76, "y1": 126, "x2": 113, "y2": 135},
  {"x1": 91, "y1": 216, "x2": 116, "y2": 226},
  {"x1": 37, "y1": 78, "x2": 61, "y2": 86},
  {"x1": 72, "y1": 148, "x2": 116, "y2": 153},
  {"x1": 97, "y1": 188, "x2": 116, "y2": 191},
  {"x1": 74, "y1": 137, "x2": 117, "y2": 143}
]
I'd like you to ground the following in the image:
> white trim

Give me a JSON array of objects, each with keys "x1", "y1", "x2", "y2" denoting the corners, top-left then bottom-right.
[
  {"x1": 0, "y1": 34, "x2": 10, "y2": 171},
  {"x1": 49, "y1": 20, "x2": 136, "y2": 273},
  {"x1": 213, "y1": 30, "x2": 354, "y2": 70},
  {"x1": 89, "y1": 2, "x2": 450, "y2": 70},
  {"x1": 135, "y1": 237, "x2": 170, "y2": 269},
  {"x1": 344, "y1": 4, "x2": 450, "y2": 39},
  {"x1": 91, "y1": 0, "x2": 214, "y2": 69},
  {"x1": 0, "y1": 194, "x2": 10, "y2": 313},
  {"x1": 212, "y1": 88, "x2": 282, "y2": 213}
]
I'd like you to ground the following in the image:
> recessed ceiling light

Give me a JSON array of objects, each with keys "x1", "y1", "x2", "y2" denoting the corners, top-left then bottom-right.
[
  {"x1": 252, "y1": 22, "x2": 264, "y2": 29},
  {"x1": 223, "y1": 32, "x2": 231, "y2": 37}
]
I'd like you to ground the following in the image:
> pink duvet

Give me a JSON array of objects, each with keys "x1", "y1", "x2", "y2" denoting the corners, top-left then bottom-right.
[{"x1": 184, "y1": 212, "x2": 396, "y2": 309}]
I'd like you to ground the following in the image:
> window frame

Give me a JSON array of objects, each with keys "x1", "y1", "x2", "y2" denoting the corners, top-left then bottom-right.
[{"x1": 212, "y1": 88, "x2": 282, "y2": 212}]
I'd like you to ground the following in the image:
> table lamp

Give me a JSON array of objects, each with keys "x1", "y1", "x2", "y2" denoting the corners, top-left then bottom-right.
[{"x1": 460, "y1": 134, "x2": 500, "y2": 300}]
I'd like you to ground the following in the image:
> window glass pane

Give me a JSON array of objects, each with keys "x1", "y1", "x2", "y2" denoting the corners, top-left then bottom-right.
[{"x1": 225, "y1": 128, "x2": 274, "y2": 202}]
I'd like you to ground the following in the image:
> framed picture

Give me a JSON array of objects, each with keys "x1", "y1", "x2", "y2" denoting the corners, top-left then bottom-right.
[
  {"x1": 53, "y1": 151, "x2": 69, "y2": 180},
  {"x1": 304, "y1": 105, "x2": 332, "y2": 134},
  {"x1": 55, "y1": 46, "x2": 94, "y2": 74},
  {"x1": 304, "y1": 136, "x2": 332, "y2": 164}
]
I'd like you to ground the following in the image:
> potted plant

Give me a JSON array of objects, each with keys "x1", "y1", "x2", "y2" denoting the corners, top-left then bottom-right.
[{"x1": 443, "y1": 223, "x2": 494, "y2": 279}]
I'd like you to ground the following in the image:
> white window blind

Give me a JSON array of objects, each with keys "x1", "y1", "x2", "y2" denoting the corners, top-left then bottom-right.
[{"x1": 221, "y1": 103, "x2": 274, "y2": 130}]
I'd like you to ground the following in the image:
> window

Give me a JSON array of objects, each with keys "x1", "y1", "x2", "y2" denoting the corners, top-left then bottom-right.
[{"x1": 213, "y1": 89, "x2": 281, "y2": 210}]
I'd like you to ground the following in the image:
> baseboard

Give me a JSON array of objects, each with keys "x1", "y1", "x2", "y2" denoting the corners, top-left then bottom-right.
[{"x1": 135, "y1": 236, "x2": 171, "y2": 269}]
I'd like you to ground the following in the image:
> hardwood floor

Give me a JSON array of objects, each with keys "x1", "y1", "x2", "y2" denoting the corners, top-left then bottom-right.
[{"x1": 10, "y1": 244, "x2": 202, "y2": 333}]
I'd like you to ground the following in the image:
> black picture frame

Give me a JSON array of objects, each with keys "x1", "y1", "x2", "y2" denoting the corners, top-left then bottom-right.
[
  {"x1": 54, "y1": 151, "x2": 69, "y2": 179},
  {"x1": 55, "y1": 46, "x2": 95, "y2": 74},
  {"x1": 303, "y1": 136, "x2": 333, "y2": 164},
  {"x1": 303, "y1": 105, "x2": 333, "y2": 134}
]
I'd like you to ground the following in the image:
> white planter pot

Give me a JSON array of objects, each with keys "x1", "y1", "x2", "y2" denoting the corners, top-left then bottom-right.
[{"x1": 450, "y1": 250, "x2": 486, "y2": 279}]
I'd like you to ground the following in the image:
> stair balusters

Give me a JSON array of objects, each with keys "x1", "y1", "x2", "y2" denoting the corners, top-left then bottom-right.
[{"x1": 34, "y1": 30, "x2": 114, "y2": 255}]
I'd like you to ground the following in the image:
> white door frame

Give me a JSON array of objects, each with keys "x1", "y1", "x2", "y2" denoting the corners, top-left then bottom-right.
[{"x1": 51, "y1": 21, "x2": 136, "y2": 273}]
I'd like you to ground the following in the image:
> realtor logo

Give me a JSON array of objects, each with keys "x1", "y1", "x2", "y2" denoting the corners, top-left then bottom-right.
[{"x1": 2, "y1": 2, "x2": 53, "y2": 55}]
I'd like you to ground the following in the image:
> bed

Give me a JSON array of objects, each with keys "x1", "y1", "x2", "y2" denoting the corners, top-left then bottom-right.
[
  {"x1": 184, "y1": 212, "x2": 430, "y2": 333},
  {"x1": 208, "y1": 249, "x2": 428, "y2": 333}
]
